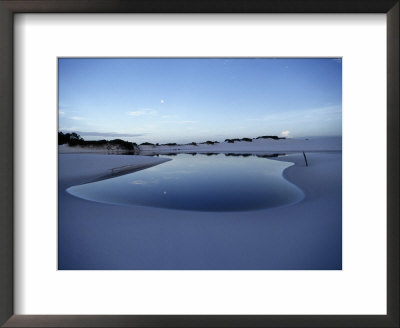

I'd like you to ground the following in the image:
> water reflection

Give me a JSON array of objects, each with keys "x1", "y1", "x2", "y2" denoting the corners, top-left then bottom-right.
[
  {"x1": 140, "y1": 151, "x2": 287, "y2": 158},
  {"x1": 67, "y1": 153, "x2": 304, "y2": 212}
]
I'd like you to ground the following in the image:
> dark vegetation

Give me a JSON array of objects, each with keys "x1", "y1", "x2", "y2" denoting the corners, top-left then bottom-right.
[
  {"x1": 224, "y1": 138, "x2": 241, "y2": 143},
  {"x1": 58, "y1": 132, "x2": 82, "y2": 145},
  {"x1": 58, "y1": 132, "x2": 138, "y2": 151},
  {"x1": 59, "y1": 132, "x2": 287, "y2": 152},
  {"x1": 224, "y1": 136, "x2": 285, "y2": 143},
  {"x1": 255, "y1": 135, "x2": 286, "y2": 140},
  {"x1": 200, "y1": 141, "x2": 219, "y2": 145}
]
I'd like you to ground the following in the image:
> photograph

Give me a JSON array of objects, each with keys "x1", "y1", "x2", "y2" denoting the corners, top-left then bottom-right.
[{"x1": 58, "y1": 57, "x2": 342, "y2": 270}]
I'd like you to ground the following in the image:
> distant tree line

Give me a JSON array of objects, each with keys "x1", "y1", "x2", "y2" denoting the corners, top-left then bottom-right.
[
  {"x1": 200, "y1": 141, "x2": 219, "y2": 145},
  {"x1": 58, "y1": 132, "x2": 137, "y2": 150},
  {"x1": 58, "y1": 132, "x2": 82, "y2": 145},
  {"x1": 224, "y1": 136, "x2": 286, "y2": 143},
  {"x1": 255, "y1": 135, "x2": 285, "y2": 140},
  {"x1": 59, "y1": 132, "x2": 287, "y2": 150}
]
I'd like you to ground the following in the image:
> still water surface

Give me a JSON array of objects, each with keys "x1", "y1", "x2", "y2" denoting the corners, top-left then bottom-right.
[{"x1": 67, "y1": 153, "x2": 304, "y2": 211}]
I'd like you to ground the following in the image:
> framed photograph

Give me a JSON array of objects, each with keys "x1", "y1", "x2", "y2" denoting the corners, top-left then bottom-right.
[
  {"x1": 1, "y1": 1, "x2": 398, "y2": 327},
  {"x1": 57, "y1": 57, "x2": 342, "y2": 271}
]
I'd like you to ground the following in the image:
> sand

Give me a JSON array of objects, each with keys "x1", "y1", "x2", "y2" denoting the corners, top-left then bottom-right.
[{"x1": 58, "y1": 137, "x2": 342, "y2": 269}]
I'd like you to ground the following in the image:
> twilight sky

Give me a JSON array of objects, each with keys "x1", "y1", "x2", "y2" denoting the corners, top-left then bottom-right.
[{"x1": 58, "y1": 58, "x2": 342, "y2": 144}]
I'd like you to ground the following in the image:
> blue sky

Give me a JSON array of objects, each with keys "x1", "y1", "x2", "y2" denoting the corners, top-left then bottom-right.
[{"x1": 58, "y1": 58, "x2": 342, "y2": 143}]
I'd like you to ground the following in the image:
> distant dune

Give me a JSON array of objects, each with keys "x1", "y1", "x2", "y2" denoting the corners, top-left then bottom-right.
[
  {"x1": 59, "y1": 134, "x2": 341, "y2": 155},
  {"x1": 138, "y1": 136, "x2": 342, "y2": 154}
]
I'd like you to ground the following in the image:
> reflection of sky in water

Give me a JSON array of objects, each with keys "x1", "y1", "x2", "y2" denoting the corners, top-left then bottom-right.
[{"x1": 67, "y1": 154, "x2": 304, "y2": 212}]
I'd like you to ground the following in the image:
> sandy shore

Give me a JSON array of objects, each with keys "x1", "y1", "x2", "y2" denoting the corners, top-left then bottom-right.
[
  {"x1": 58, "y1": 150, "x2": 341, "y2": 270},
  {"x1": 59, "y1": 154, "x2": 171, "y2": 187}
]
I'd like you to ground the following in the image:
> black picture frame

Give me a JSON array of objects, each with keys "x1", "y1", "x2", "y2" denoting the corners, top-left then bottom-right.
[{"x1": 0, "y1": 1, "x2": 398, "y2": 327}]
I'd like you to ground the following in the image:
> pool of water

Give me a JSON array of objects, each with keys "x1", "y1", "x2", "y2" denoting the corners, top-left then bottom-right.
[{"x1": 66, "y1": 153, "x2": 304, "y2": 212}]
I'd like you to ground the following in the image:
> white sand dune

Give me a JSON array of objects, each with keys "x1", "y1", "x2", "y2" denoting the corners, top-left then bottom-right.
[
  {"x1": 58, "y1": 138, "x2": 342, "y2": 269},
  {"x1": 59, "y1": 154, "x2": 171, "y2": 186}
]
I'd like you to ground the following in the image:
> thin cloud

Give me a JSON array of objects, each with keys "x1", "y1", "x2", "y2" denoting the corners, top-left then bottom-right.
[
  {"x1": 281, "y1": 130, "x2": 290, "y2": 137},
  {"x1": 59, "y1": 127, "x2": 79, "y2": 131},
  {"x1": 260, "y1": 105, "x2": 342, "y2": 122},
  {"x1": 161, "y1": 114, "x2": 178, "y2": 119},
  {"x1": 127, "y1": 109, "x2": 157, "y2": 116},
  {"x1": 70, "y1": 116, "x2": 86, "y2": 121},
  {"x1": 73, "y1": 131, "x2": 145, "y2": 138},
  {"x1": 176, "y1": 120, "x2": 196, "y2": 124},
  {"x1": 161, "y1": 120, "x2": 196, "y2": 125},
  {"x1": 58, "y1": 102, "x2": 70, "y2": 109}
]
